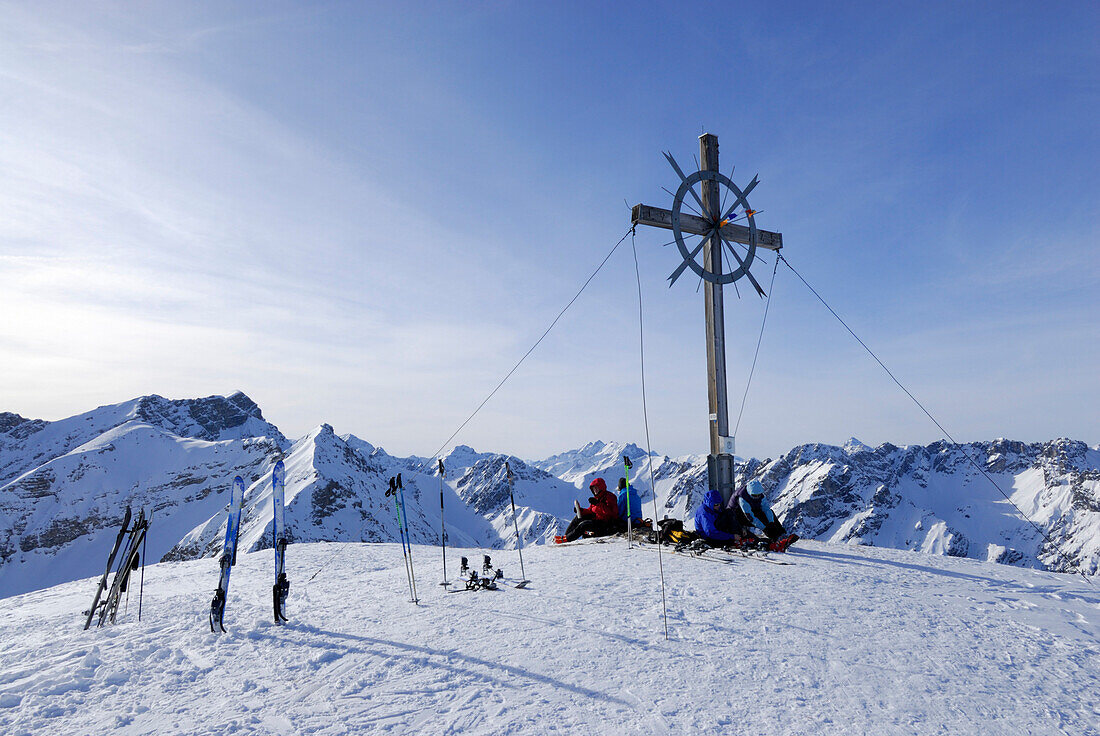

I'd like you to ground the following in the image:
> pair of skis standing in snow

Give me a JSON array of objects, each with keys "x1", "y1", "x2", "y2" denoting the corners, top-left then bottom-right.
[
  {"x1": 209, "y1": 459, "x2": 289, "y2": 632},
  {"x1": 83, "y1": 505, "x2": 151, "y2": 630}
]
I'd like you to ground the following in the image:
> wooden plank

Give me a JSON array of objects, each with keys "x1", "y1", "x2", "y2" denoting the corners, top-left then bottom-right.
[
  {"x1": 700, "y1": 133, "x2": 728, "y2": 461},
  {"x1": 631, "y1": 203, "x2": 782, "y2": 250}
]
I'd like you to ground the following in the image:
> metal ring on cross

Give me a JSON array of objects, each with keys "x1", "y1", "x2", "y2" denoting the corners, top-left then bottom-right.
[{"x1": 671, "y1": 170, "x2": 758, "y2": 285}]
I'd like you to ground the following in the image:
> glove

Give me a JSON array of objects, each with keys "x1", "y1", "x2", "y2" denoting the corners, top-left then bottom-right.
[{"x1": 764, "y1": 521, "x2": 785, "y2": 541}]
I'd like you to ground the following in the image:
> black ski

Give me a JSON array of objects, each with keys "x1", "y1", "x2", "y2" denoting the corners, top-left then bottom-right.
[
  {"x1": 83, "y1": 506, "x2": 132, "y2": 630},
  {"x1": 98, "y1": 508, "x2": 150, "y2": 626}
]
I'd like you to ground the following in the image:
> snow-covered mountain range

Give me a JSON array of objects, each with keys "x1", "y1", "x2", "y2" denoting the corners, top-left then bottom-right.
[{"x1": 2, "y1": 392, "x2": 1097, "y2": 597}]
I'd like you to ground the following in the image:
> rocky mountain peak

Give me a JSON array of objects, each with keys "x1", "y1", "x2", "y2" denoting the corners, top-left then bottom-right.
[
  {"x1": 0, "y1": 412, "x2": 47, "y2": 441},
  {"x1": 131, "y1": 392, "x2": 275, "y2": 443}
]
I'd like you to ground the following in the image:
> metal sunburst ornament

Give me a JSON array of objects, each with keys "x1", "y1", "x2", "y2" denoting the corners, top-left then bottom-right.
[{"x1": 662, "y1": 151, "x2": 768, "y2": 296}]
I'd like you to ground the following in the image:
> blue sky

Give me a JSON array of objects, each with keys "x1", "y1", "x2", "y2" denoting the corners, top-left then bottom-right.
[{"x1": 1, "y1": 1, "x2": 1096, "y2": 460}]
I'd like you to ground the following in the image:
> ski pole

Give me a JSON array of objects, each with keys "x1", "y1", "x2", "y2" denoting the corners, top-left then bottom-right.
[
  {"x1": 396, "y1": 474, "x2": 419, "y2": 603},
  {"x1": 388, "y1": 477, "x2": 417, "y2": 604},
  {"x1": 438, "y1": 459, "x2": 449, "y2": 587},
  {"x1": 505, "y1": 463, "x2": 529, "y2": 587},
  {"x1": 396, "y1": 478, "x2": 417, "y2": 604},
  {"x1": 399, "y1": 480, "x2": 416, "y2": 604},
  {"x1": 138, "y1": 514, "x2": 147, "y2": 622},
  {"x1": 623, "y1": 455, "x2": 634, "y2": 549}
]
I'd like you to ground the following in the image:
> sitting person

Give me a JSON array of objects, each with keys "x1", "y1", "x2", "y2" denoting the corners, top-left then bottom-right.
[
  {"x1": 616, "y1": 477, "x2": 643, "y2": 529},
  {"x1": 730, "y1": 479, "x2": 798, "y2": 551},
  {"x1": 693, "y1": 489, "x2": 744, "y2": 545},
  {"x1": 556, "y1": 477, "x2": 620, "y2": 543}
]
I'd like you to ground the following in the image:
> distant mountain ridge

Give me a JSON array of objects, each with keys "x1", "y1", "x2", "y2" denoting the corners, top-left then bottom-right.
[{"x1": 1, "y1": 392, "x2": 1096, "y2": 597}]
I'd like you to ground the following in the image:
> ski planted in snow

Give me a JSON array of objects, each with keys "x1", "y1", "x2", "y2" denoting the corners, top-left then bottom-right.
[
  {"x1": 272, "y1": 459, "x2": 289, "y2": 624},
  {"x1": 97, "y1": 507, "x2": 151, "y2": 627},
  {"x1": 210, "y1": 475, "x2": 246, "y2": 632},
  {"x1": 623, "y1": 455, "x2": 634, "y2": 549},
  {"x1": 504, "y1": 463, "x2": 530, "y2": 588},
  {"x1": 438, "y1": 459, "x2": 450, "y2": 588},
  {"x1": 83, "y1": 505, "x2": 132, "y2": 630},
  {"x1": 386, "y1": 474, "x2": 419, "y2": 604}
]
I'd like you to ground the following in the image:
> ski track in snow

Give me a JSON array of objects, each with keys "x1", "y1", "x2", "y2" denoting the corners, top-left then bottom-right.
[{"x1": 0, "y1": 541, "x2": 1097, "y2": 735}]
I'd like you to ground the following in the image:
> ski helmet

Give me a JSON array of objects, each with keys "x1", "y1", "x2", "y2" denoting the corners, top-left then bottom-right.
[{"x1": 748, "y1": 479, "x2": 765, "y2": 497}]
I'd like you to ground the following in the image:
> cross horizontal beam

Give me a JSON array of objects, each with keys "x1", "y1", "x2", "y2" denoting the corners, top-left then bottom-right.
[{"x1": 631, "y1": 203, "x2": 783, "y2": 251}]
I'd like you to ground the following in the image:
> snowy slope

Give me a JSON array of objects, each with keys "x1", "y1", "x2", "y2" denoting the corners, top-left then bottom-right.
[
  {"x1": 0, "y1": 394, "x2": 286, "y2": 597},
  {"x1": 0, "y1": 539, "x2": 1096, "y2": 735}
]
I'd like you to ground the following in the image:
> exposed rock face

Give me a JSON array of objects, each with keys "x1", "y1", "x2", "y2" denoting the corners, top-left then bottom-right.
[
  {"x1": 455, "y1": 455, "x2": 575, "y2": 547},
  {"x1": 0, "y1": 412, "x2": 48, "y2": 441},
  {"x1": 132, "y1": 392, "x2": 269, "y2": 442},
  {"x1": 752, "y1": 438, "x2": 1099, "y2": 576}
]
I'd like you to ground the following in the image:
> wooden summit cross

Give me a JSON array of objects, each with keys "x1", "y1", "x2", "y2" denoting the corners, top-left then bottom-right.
[{"x1": 631, "y1": 133, "x2": 783, "y2": 502}]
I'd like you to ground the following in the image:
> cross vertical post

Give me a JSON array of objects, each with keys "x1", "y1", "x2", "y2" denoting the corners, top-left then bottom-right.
[
  {"x1": 632, "y1": 134, "x2": 783, "y2": 504},
  {"x1": 699, "y1": 134, "x2": 736, "y2": 502}
]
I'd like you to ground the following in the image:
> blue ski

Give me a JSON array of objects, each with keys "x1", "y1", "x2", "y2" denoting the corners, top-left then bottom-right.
[
  {"x1": 210, "y1": 475, "x2": 246, "y2": 632},
  {"x1": 272, "y1": 460, "x2": 289, "y2": 623}
]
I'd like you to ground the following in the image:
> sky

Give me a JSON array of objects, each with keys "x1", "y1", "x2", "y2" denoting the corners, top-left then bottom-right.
[{"x1": 1, "y1": 1, "x2": 1097, "y2": 461}]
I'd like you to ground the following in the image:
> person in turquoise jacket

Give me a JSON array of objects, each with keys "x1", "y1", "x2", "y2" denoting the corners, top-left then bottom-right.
[
  {"x1": 731, "y1": 479, "x2": 785, "y2": 541},
  {"x1": 616, "y1": 477, "x2": 642, "y2": 526}
]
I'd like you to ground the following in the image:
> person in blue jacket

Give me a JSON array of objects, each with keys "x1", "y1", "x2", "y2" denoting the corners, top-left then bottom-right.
[
  {"x1": 616, "y1": 477, "x2": 643, "y2": 527},
  {"x1": 693, "y1": 489, "x2": 742, "y2": 543},
  {"x1": 730, "y1": 479, "x2": 786, "y2": 542}
]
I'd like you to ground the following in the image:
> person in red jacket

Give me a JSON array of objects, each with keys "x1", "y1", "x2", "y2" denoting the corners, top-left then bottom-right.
[{"x1": 555, "y1": 477, "x2": 620, "y2": 543}]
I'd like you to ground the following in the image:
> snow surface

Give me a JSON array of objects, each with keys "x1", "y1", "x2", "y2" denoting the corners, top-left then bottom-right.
[{"x1": 1, "y1": 539, "x2": 1097, "y2": 735}]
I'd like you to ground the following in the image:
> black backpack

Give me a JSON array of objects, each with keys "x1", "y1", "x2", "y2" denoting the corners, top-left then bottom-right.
[{"x1": 653, "y1": 517, "x2": 695, "y2": 544}]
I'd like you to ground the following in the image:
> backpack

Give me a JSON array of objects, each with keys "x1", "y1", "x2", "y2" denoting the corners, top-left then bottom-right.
[{"x1": 653, "y1": 517, "x2": 695, "y2": 544}]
